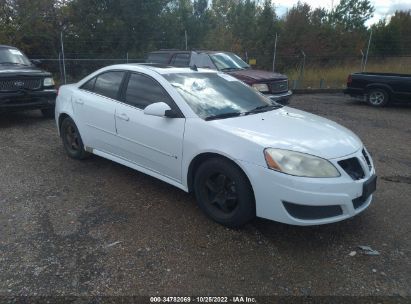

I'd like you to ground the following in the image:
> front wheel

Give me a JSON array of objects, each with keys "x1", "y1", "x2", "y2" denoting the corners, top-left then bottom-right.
[
  {"x1": 367, "y1": 88, "x2": 389, "y2": 107},
  {"x1": 194, "y1": 158, "x2": 255, "y2": 228},
  {"x1": 60, "y1": 117, "x2": 90, "y2": 160}
]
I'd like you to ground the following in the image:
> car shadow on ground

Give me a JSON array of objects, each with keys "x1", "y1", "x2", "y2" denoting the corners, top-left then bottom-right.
[
  {"x1": 78, "y1": 153, "x2": 372, "y2": 252},
  {"x1": 250, "y1": 215, "x2": 368, "y2": 246},
  {"x1": 0, "y1": 110, "x2": 52, "y2": 128}
]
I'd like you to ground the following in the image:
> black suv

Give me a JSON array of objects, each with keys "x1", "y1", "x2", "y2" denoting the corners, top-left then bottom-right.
[{"x1": 0, "y1": 45, "x2": 57, "y2": 117}]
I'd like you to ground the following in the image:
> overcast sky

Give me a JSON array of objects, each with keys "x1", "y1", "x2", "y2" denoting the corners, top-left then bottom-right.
[{"x1": 274, "y1": 0, "x2": 411, "y2": 26}]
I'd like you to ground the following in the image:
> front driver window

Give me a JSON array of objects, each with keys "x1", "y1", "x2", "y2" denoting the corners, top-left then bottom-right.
[{"x1": 125, "y1": 73, "x2": 172, "y2": 110}]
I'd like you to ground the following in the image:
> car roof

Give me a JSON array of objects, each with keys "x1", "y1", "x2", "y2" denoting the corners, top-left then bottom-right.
[
  {"x1": 147, "y1": 50, "x2": 233, "y2": 55},
  {"x1": 148, "y1": 49, "x2": 185, "y2": 54},
  {"x1": 0, "y1": 45, "x2": 16, "y2": 49},
  {"x1": 194, "y1": 50, "x2": 230, "y2": 55},
  {"x1": 106, "y1": 63, "x2": 217, "y2": 75}
]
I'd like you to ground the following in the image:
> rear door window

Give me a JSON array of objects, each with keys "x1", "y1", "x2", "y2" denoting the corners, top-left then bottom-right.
[
  {"x1": 80, "y1": 77, "x2": 96, "y2": 92},
  {"x1": 93, "y1": 71, "x2": 125, "y2": 100}
]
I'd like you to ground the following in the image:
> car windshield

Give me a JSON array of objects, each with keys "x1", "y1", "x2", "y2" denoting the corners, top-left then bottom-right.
[
  {"x1": 164, "y1": 72, "x2": 280, "y2": 120},
  {"x1": 209, "y1": 52, "x2": 250, "y2": 71},
  {"x1": 0, "y1": 48, "x2": 31, "y2": 65}
]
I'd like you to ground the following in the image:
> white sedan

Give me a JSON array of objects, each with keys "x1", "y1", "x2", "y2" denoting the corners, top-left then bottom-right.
[{"x1": 55, "y1": 64, "x2": 377, "y2": 227}]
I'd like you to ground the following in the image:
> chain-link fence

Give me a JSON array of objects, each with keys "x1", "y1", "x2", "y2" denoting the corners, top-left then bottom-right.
[
  {"x1": 33, "y1": 56, "x2": 145, "y2": 85},
  {"x1": 247, "y1": 52, "x2": 411, "y2": 89},
  {"x1": 33, "y1": 53, "x2": 411, "y2": 89}
]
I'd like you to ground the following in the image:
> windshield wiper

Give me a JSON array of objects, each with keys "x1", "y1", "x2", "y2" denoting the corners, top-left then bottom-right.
[
  {"x1": 245, "y1": 104, "x2": 283, "y2": 115},
  {"x1": 205, "y1": 112, "x2": 242, "y2": 121},
  {"x1": 220, "y1": 67, "x2": 243, "y2": 72}
]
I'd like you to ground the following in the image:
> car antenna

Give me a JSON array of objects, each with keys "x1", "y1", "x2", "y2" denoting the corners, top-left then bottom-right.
[{"x1": 190, "y1": 65, "x2": 198, "y2": 71}]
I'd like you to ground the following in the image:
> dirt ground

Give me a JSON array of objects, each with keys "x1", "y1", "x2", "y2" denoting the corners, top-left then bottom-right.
[{"x1": 0, "y1": 94, "x2": 410, "y2": 299}]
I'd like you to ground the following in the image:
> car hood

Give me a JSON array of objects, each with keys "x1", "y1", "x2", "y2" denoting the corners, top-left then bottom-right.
[
  {"x1": 0, "y1": 65, "x2": 51, "y2": 77},
  {"x1": 211, "y1": 107, "x2": 362, "y2": 159},
  {"x1": 227, "y1": 69, "x2": 287, "y2": 83}
]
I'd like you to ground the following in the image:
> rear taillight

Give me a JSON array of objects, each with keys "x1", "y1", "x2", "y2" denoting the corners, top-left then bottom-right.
[{"x1": 347, "y1": 74, "x2": 352, "y2": 85}]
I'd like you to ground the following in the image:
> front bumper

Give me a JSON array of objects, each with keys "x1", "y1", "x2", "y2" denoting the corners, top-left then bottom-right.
[
  {"x1": 265, "y1": 90, "x2": 293, "y2": 105},
  {"x1": 0, "y1": 89, "x2": 57, "y2": 112},
  {"x1": 240, "y1": 149, "x2": 376, "y2": 226}
]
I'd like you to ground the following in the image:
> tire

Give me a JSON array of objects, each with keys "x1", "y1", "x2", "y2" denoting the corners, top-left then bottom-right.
[
  {"x1": 194, "y1": 158, "x2": 255, "y2": 228},
  {"x1": 41, "y1": 107, "x2": 55, "y2": 118},
  {"x1": 60, "y1": 117, "x2": 90, "y2": 160},
  {"x1": 367, "y1": 88, "x2": 389, "y2": 107}
]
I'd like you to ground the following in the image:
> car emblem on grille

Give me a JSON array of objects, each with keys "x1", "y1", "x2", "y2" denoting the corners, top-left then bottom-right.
[{"x1": 14, "y1": 81, "x2": 24, "y2": 87}]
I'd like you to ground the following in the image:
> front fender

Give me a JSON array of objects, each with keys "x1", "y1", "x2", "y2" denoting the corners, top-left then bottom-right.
[{"x1": 181, "y1": 118, "x2": 265, "y2": 189}]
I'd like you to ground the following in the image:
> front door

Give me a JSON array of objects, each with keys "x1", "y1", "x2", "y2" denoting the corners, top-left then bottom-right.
[{"x1": 114, "y1": 72, "x2": 185, "y2": 182}]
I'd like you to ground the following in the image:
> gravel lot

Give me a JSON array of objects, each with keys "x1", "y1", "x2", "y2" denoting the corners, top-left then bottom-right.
[{"x1": 0, "y1": 94, "x2": 410, "y2": 299}]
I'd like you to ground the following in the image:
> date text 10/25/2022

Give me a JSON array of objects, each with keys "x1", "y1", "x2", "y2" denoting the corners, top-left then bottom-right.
[{"x1": 149, "y1": 296, "x2": 257, "y2": 303}]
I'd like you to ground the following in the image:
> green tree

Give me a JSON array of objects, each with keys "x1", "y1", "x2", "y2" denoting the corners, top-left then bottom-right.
[
  {"x1": 204, "y1": 0, "x2": 236, "y2": 50},
  {"x1": 330, "y1": 0, "x2": 374, "y2": 31},
  {"x1": 254, "y1": 0, "x2": 279, "y2": 68},
  {"x1": 0, "y1": 0, "x2": 62, "y2": 57},
  {"x1": 372, "y1": 10, "x2": 411, "y2": 56}
]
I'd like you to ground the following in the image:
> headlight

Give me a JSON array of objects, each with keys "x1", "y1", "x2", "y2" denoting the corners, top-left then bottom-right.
[
  {"x1": 43, "y1": 77, "x2": 55, "y2": 87},
  {"x1": 264, "y1": 148, "x2": 340, "y2": 178},
  {"x1": 252, "y1": 83, "x2": 269, "y2": 93}
]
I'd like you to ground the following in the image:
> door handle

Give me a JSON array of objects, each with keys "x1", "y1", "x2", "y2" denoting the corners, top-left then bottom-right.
[
  {"x1": 75, "y1": 99, "x2": 84, "y2": 105},
  {"x1": 116, "y1": 113, "x2": 130, "y2": 122}
]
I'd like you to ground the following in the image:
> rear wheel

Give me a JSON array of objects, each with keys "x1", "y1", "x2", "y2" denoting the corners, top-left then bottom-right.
[
  {"x1": 60, "y1": 117, "x2": 89, "y2": 160},
  {"x1": 367, "y1": 88, "x2": 389, "y2": 107},
  {"x1": 194, "y1": 158, "x2": 255, "y2": 228}
]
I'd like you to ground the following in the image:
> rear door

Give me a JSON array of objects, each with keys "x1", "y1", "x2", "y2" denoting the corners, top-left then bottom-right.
[
  {"x1": 114, "y1": 72, "x2": 185, "y2": 182},
  {"x1": 73, "y1": 70, "x2": 126, "y2": 152}
]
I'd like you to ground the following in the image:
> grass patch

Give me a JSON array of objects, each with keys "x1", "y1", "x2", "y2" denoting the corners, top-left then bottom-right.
[{"x1": 284, "y1": 57, "x2": 411, "y2": 89}]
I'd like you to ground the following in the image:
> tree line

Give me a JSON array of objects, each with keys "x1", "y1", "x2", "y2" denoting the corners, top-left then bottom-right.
[{"x1": 0, "y1": 0, "x2": 410, "y2": 70}]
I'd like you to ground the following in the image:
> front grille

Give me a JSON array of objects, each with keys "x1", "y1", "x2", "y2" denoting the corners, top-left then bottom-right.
[
  {"x1": 270, "y1": 80, "x2": 288, "y2": 93},
  {"x1": 338, "y1": 157, "x2": 365, "y2": 180},
  {"x1": 362, "y1": 149, "x2": 372, "y2": 171},
  {"x1": 0, "y1": 78, "x2": 42, "y2": 92},
  {"x1": 283, "y1": 201, "x2": 343, "y2": 220}
]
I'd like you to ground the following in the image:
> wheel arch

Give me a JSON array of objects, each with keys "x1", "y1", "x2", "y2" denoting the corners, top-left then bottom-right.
[
  {"x1": 186, "y1": 152, "x2": 254, "y2": 196},
  {"x1": 365, "y1": 83, "x2": 393, "y2": 95},
  {"x1": 58, "y1": 112, "x2": 72, "y2": 135}
]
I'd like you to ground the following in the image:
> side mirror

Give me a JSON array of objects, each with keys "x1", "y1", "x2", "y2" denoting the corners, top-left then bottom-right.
[{"x1": 144, "y1": 102, "x2": 178, "y2": 118}]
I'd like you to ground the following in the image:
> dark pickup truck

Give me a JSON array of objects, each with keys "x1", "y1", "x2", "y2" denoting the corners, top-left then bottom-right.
[
  {"x1": 344, "y1": 72, "x2": 411, "y2": 107},
  {"x1": 0, "y1": 45, "x2": 57, "y2": 117},
  {"x1": 147, "y1": 50, "x2": 292, "y2": 105}
]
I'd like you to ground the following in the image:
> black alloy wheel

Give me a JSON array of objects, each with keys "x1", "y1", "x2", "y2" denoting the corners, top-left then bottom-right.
[
  {"x1": 61, "y1": 117, "x2": 89, "y2": 160},
  {"x1": 194, "y1": 158, "x2": 255, "y2": 227},
  {"x1": 204, "y1": 172, "x2": 239, "y2": 215}
]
